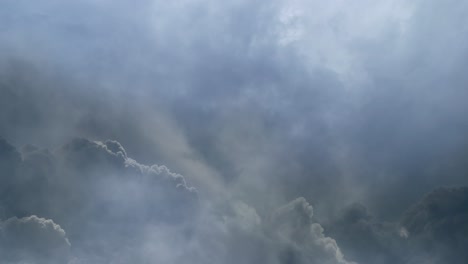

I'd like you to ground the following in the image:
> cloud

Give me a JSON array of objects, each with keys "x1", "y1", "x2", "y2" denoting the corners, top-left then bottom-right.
[
  {"x1": 2, "y1": 0, "x2": 468, "y2": 221},
  {"x1": 324, "y1": 187, "x2": 468, "y2": 264},
  {"x1": 0, "y1": 136, "x2": 358, "y2": 263},
  {"x1": 401, "y1": 186, "x2": 468, "y2": 264},
  {"x1": 0, "y1": 137, "x2": 199, "y2": 262},
  {"x1": 186, "y1": 197, "x2": 355, "y2": 264},
  {"x1": 0, "y1": 215, "x2": 70, "y2": 264},
  {"x1": 326, "y1": 203, "x2": 405, "y2": 264},
  {"x1": 2, "y1": 0, "x2": 468, "y2": 263},
  {"x1": 269, "y1": 197, "x2": 355, "y2": 264}
]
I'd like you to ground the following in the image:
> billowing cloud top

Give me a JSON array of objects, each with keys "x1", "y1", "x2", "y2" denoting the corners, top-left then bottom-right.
[
  {"x1": 0, "y1": 137, "x2": 357, "y2": 263},
  {"x1": 0, "y1": 215, "x2": 70, "y2": 264}
]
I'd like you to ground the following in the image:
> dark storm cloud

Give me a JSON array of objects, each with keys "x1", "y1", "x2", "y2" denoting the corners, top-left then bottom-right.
[
  {"x1": 2, "y1": 0, "x2": 468, "y2": 263},
  {"x1": 0, "y1": 137, "x2": 356, "y2": 263},
  {"x1": 0, "y1": 137, "x2": 199, "y2": 262},
  {"x1": 401, "y1": 186, "x2": 468, "y2": 264},
  {"x1": 0, "y1": 137, "x2": 197, "y2": 223},
  {"x1": 182, "y1": 197, "x2": 356, "y2": 264},
  {"x1": 269, "y1": 197, "x2": 353, "y2": 264},
  {"x1": 0, "y1": 215, "x2": 70, "y2": 264},
  {"x1": 326, "y1": 203, "x2": 405, "y2": 264},
  {"x1": 323, "y1": 187, "x2": 468, "y2": 264}
]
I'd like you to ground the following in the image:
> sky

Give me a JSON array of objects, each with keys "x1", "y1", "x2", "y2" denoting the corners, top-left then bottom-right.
[{"x1": 1, "y1": 0, "x2": 468, "y2": 263}]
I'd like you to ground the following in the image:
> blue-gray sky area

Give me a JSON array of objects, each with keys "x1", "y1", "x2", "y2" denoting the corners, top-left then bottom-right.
[{"x1": 1, "y1": 1, "x2": 468, "y2": 263}]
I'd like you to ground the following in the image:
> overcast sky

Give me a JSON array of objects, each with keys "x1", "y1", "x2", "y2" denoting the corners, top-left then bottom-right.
[{"x1": 1, "y1": 1, "x2": 468, "y2": 263}]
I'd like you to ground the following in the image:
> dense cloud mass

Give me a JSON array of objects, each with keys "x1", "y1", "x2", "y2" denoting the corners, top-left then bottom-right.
[
  {"x1": 324, "y1": 187, "x2": 468, "y2": 264},
  {"x1": 0, "y1": 137, "x2": 357, "y2": 263},
  {"x1": 0, "y1": 215, "x2": 70, "y2": 264},
  {"x1": 326, "y1": 203, "x2": 404, "y2": 264},
  {"x1": 269, "y1": 198, "x2": 353, "y2": 264},
  {"x1": 1, "y1": 0, "x2": 468, "y2": 263},
  {"x1": 1, "y1": 137, "x2": 204, "y2": 262},
  {"x1": 401, "y1": 187, "x2": 468, "y2": 264}
]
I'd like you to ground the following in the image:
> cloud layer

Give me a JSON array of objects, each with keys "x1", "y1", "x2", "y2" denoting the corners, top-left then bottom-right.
[
  {"x1": 0, "y1": 137, "x2": 359, "y2": 263},
  {"x1": 0, "y1": 215, "x2": 70, "y2": 264},
  {"x1": 2, "y1": 0, "x2": 468, "y2": 263},
  {"x1": 2, "y1": 135, "x2": 467, "y2": 263}
]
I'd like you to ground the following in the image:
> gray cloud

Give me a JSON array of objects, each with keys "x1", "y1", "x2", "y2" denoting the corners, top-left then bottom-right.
[
  {"x1": 401, "y1": 186, "x2": 468, "y2": 264},
  {"x1": 324, "y1": 187, "x2": 468, "y2": 264},
  {"x1": 0, "y1": 215, "x2": 70, "y2": 264},
  {"x1": 326, "y1": 203, "x2": 405, "y2": 264},
  {"x1": 0, "y1": 137, "x2": 199, "y2": 262},
  {"x1": 2, "y1": 0, "x2": 468, "y2": 263},
  {"x1": 0, "y1": 137, "x2": 357, "y2": 263},
  {"x1": 269, "y1": 197, "x2": 354, "y2": 264},
  {"x1": 184, "y1": 197, "x2": 355, "y2": 264}
]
